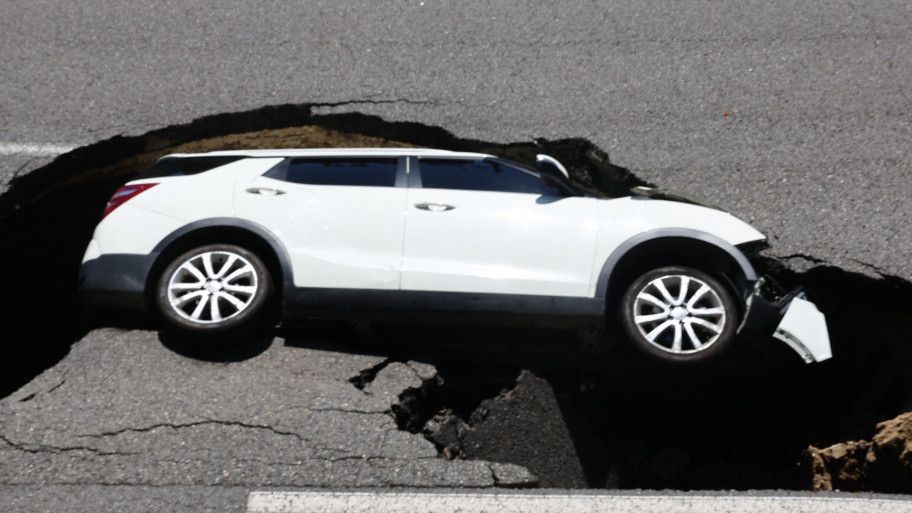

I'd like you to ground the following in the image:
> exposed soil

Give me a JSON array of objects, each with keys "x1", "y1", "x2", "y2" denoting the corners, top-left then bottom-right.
[
  {"x1": 807, "y1": 410, "x2": 912, "y2": 492},
  {"x1": 1, "y1": 104, "x2": 911, "y2": 491}
]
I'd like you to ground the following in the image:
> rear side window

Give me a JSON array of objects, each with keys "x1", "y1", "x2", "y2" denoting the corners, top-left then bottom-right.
[
  {"x1": 265, "y1": 158, "x2": 398, "y2": 187},
  {"x1": 135, "y1": 156, "x2": 244, "y2": 179},
  {"x1": 418, "y1": 158, "x2": 564, "y2": 196}
]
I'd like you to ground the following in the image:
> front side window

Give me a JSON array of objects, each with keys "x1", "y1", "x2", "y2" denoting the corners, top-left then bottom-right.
[
  {"x1": 265, "y1": 158, "x2": 398, "y2": 187},
  {"x1": 418, "y1": 158, "x2": 564, "y2": 196}
]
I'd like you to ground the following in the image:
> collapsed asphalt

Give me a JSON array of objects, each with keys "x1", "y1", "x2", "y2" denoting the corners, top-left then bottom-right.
[{"x1": 1, "y1": 109, "x2": 911, "y2": 495}]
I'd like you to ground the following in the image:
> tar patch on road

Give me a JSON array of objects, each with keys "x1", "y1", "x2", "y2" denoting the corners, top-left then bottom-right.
[{"x1": 1, "y1": 104, "x2": 911, "y2": 491}]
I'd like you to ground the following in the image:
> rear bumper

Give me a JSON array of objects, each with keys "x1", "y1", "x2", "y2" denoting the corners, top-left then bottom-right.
[
  {"x1": 739, "y1": 278, "x2": 832, "y2": 363},
  {"x1": 78, "y1": 253, "x2": 154, "y2": 312}
]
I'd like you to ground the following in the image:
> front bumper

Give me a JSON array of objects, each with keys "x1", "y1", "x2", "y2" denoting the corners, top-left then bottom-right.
[{"x1": 739, "y1": 278, "x2": 832, "y2": 363}]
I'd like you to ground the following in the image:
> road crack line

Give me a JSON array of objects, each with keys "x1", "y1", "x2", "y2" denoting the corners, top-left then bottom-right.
[
  {"x1": 77, "y1": 419, "x2": 312, "y2": 443},
  {"x1": 0, "y1": 434, "x2": 135, "y2": 457}
]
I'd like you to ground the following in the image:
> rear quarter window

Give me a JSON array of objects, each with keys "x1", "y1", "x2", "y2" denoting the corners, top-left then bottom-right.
[{"x1": 135, "y1": 156, "x2": 244, "y2": 179}]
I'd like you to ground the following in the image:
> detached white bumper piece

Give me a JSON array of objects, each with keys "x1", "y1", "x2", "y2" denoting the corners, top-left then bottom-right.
[{"x1": 772, "y1": 297, "x2": 832, "y2": 363}]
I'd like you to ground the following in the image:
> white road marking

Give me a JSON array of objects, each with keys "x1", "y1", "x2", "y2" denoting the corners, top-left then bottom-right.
[
  {"x1": 247, "y1": 491, "x2": 912, "y2": 513},
  {"x1": 0, "y1": 142, "x2": 76, "y2": 156}
]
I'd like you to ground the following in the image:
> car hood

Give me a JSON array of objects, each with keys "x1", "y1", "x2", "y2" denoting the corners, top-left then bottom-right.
[
  {"x1": 628, "y1": 185, "x2": 723, "y2": 211},
  {"x1": 589, "y1": 193, "x2": 766, "y2": 248}
]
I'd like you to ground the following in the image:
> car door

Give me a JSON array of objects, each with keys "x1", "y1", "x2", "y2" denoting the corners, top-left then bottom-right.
[
  {"x1": 235, "y1": 156, "x2": 408, "y2": 290},
  {"x1": 402, "y1": 157, "x2": 599, "y2": 297}
]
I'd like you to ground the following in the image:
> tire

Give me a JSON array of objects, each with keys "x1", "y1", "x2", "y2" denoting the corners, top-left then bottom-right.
[
  {"x1": 155, "y1": 244, "x2": 273, "y2": 343},
  {"x1": 618, "y1": 266, "x2": 739, "y2": 364}
]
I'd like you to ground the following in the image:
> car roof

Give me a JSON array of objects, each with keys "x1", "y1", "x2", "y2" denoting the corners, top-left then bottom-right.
[{"x1": 164, "y1": 148, "x2": 495, "y2": 159}]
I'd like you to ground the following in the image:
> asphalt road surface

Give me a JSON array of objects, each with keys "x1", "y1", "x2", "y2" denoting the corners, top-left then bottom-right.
[{"x1": 1, "y1": 1, "x2": 911, "y2": 511}]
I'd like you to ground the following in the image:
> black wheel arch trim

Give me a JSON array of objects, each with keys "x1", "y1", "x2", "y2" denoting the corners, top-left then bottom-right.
[
  {"x1": 594, "y1": 228, "x2": 759, "y2": 299},
  {"x1": 149, "y1": 217, "x2": 296, "y2": 293}
]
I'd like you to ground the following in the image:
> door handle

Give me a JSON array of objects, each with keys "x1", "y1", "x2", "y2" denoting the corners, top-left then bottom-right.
[
  {"x1": 246, "y1": 187, "x2": 285, "y2": 196},
  {"x1": 415, "y1": 202, "x2": 454, "y2": 212}
]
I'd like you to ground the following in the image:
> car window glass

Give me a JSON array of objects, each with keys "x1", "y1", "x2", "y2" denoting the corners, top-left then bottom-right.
[
  {"x1": 136, "y1": 156, "x2": 244, "y2": 179},
  {"x1": 266, "y1": 158, "x2": 398, "y2": 187},
  {"x1": 419, "y1": 159, "x2": 563, "y2": 196}
]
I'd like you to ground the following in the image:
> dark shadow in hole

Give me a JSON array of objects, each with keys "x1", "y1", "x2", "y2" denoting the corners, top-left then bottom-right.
[
  {"x1": 157, "y1": 331, "x2": 275, "y2": 363},
  {"x1": 87, "y1": 309, "x2": 159, "y2": 331},
  {"x1": 279, "y1": 320, "x2": 390, "y2": 358}
]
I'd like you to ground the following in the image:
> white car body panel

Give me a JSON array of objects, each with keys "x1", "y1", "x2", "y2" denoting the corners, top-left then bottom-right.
[
  {"x1": 773, "y1": 297, "x2": 833, "y2": 363},
  {"x1": 587, "y1": 197, "x2": 765, "y2": 296},
  {"x1": 235, "y1": 174, "x2": 407, "y2": 289},
  {"x1": 78, "y1": 148, "x2": 832, "y2": 364},
  {"x1": 87, "y1": 158, "x2": 280, "y2": 258},
  {"x1": 403, "y1": 189, "x2": 598, "y2": 296},
  {"x1": 84, "y1": 205, "x2": 186, "y2": 260}
]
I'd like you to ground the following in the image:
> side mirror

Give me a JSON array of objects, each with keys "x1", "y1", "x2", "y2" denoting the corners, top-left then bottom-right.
[
  {"x1": 541, "y1": 173, "x2": 564, "y2": 187},
  {"x1": 535, "y1": 154, "x2": 570, "y2": 179},
  {"x1": 539, "y1": 170, "x2": 574, "y2": 198}
]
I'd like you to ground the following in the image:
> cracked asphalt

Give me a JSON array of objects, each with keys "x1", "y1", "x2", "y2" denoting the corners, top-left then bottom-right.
[
  {"x1": 0, "y1": 329, "x2": 531, "y2": 511},
  {"x1": 1, "y1": 1, "x2": 911, "y2": 511}
]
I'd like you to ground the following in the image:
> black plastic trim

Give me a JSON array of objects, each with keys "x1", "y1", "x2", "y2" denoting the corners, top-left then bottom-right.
[
  {"x1": 150, "y1": 218, "x2": 296, "y2": 292},
  {"x1": 284, "y1": 288, "x2": 604, "y2": 326},
  {"x1": 261, "y1": 157, "x2": 291, "y2": 181},
  {"x1": 78, "y1": 254, "x2": 154, "y2": 311},
  {"x1": 735, "y1": 239, "x2": 771, "y2": 256},
  {"x1": 738, "y1": 279, "x2": 804, "y2": 335},
  {"x1": 595, "y1": 228, "x2": 759, "y2": 299}
]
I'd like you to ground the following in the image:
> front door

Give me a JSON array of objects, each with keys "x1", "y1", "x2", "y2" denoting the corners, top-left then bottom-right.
[{"x1": 401, "y1": 158, "x2": 598, "y2": 297}]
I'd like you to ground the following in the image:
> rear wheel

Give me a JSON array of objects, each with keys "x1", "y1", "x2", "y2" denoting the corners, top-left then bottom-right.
[
  {"x1": 155, "y1": 244, "x2": 272, "y2": 342},
  {"x1": 619, "y1": 266, "x2": 738, "y2": 364}
]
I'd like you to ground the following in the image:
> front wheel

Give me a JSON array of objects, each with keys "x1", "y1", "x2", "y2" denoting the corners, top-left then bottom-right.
[
  {"x1": 619, "y1": 266, "x2": 739, "y2": 364},
  {"x1": 155, "y1": 244, "x2": 273, "y2": 343}
]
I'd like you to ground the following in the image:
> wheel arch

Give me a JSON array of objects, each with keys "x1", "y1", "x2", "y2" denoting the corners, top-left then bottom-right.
[
  {"x1": 597, "y1": 229, "x2": 758, "y2": 312},
  {"x1": 146, "y1": 218, "x2": 294, "y2": 315}
]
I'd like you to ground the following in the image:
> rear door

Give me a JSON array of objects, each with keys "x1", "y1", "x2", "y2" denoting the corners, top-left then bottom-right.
[
  {"x1": 402, "y1": 158, "x2": 599, "y2": 297},
  {"x1": 235, "y1": 156, "x2": 407, "y2": 289}
]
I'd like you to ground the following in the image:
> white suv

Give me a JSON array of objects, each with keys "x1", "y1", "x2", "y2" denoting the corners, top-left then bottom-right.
[{"x1": 79, "y1": 148, "x2": 831, "y2": 364}]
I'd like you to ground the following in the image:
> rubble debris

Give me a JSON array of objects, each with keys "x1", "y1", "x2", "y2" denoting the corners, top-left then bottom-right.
[
  {"x1": 488, "y1": 462, "x2": 539, "y2": 488},
  {"x1": 806, "y1": 411, "x2": 912, "y2": 492}
]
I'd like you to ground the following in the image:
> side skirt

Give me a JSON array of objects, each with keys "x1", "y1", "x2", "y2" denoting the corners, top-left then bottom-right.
[{"x1": 283, "y1": 288, "x2": 606, "y2": 327}]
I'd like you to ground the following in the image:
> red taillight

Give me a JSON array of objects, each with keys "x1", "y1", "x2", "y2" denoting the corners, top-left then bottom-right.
[{"x1": 102, "y1": 183, "x2": 157, "y2": 219}]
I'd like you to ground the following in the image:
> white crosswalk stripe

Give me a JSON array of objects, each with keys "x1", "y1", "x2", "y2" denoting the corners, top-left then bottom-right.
[
  {"x1": 0, "y1": 141, "x2": 76, "y2": 156},
  {"x1": 247, "y1": 490, "x2": 912, "y2": 513}
]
